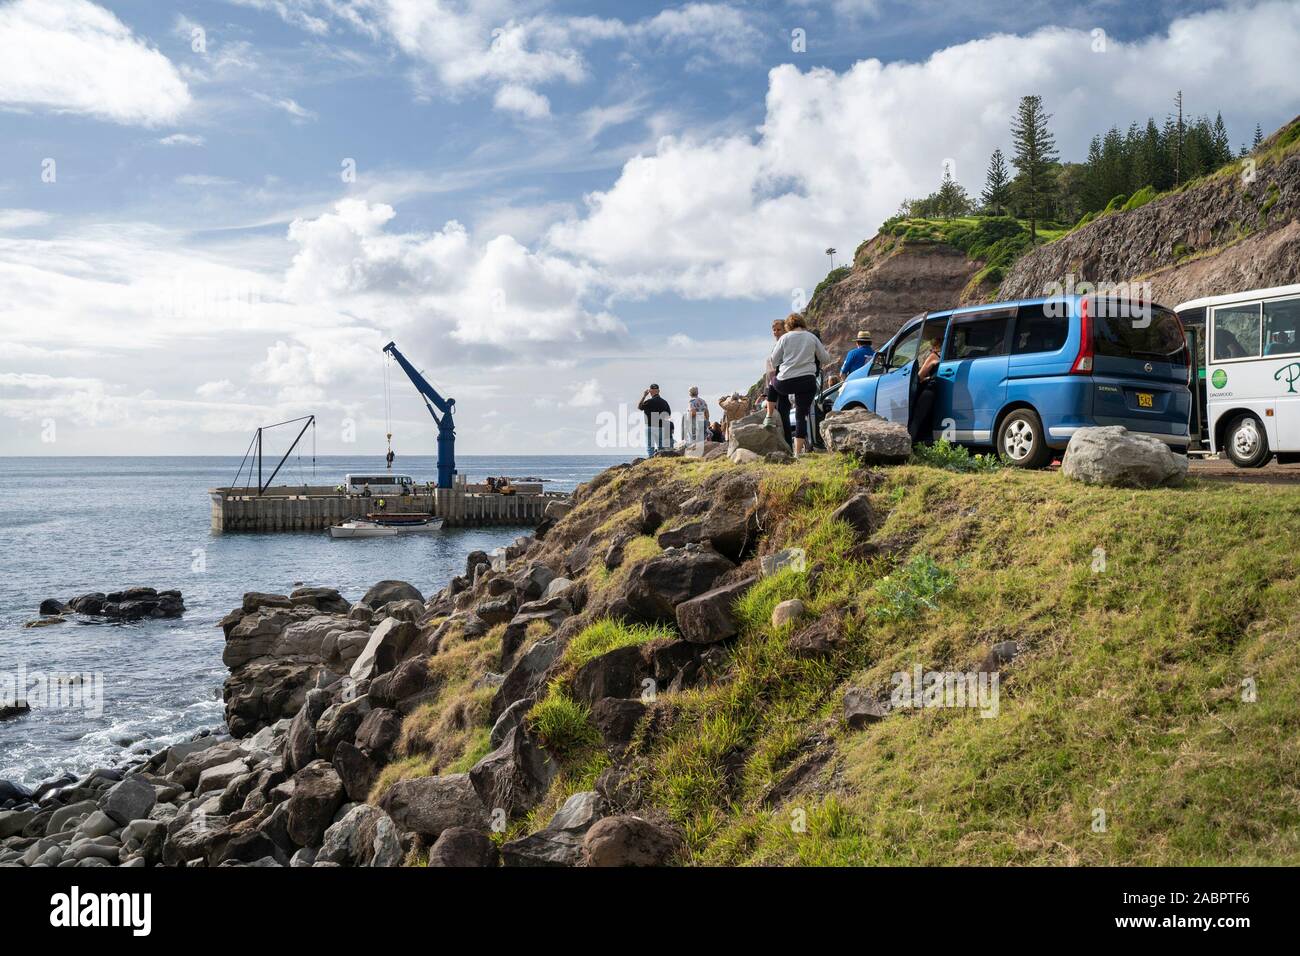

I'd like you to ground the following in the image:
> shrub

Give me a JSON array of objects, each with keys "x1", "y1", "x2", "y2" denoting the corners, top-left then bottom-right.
[
  {"x1": 871, "y1": 554, "x2": 956, "y2": 622},
  {"x1": 912, "y1": 438, "x2": 1001, "y2": 473},
  {"x1": 1122, "y1": 186, "x2": 1158, "y2": 211}
]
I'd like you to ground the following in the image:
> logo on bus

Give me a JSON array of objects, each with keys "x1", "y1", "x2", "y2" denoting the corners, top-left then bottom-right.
[
  {"x1": 1275, "y1": 363, "x2": 1300, "y2": 394},
  {"x1": 1211, "y1": 369, "x2": 1228, "y2": 389}
]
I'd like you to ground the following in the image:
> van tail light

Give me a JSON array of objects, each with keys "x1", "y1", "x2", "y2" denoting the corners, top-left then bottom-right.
[{"x1": 1071, "y1": 295, "x2": 1094, "y2": 374}]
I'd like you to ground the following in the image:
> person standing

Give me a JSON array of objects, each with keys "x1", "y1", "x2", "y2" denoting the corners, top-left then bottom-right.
[
  {"x1": 840, "y1": 330, "x2": 875, "y2": 379},
  {"x1": 638, "y1": 384, "x2": 672, "y2": 458},
  {"x1": 767, "y1": 314, "x2": 831, "y2": 457},
  {"x1": 763, "y1": 319, "x2": 794, "y2": 449},
  {"x1": 685, "y1": 387, "x2": 709, "y2": 443}
]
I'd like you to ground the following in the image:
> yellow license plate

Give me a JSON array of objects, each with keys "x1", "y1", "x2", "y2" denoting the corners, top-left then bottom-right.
[{"x1": 1137, "y1": 392, "x2": 1154, "y2": 408}]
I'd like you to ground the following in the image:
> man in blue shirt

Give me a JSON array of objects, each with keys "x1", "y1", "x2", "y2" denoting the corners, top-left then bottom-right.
[{"x1": 840, "y1": 330, "x2": 875, "y2": 378}]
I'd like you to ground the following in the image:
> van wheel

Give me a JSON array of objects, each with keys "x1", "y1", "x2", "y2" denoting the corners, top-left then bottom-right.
[
  {"x1": 1224, "y1": 413, "x2": 1270, "y2": 468},
  {"x1": 996, "y1": 409, "x2": 1052, "y2": 469}
]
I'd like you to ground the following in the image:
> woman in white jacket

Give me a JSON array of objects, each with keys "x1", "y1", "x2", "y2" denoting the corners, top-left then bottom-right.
[{"x1": 766, "y1": 313, "x2": 830, "y2": 457}]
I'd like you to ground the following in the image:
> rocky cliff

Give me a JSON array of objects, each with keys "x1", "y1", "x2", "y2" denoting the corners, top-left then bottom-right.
[
  {"x1": 805, "y1": 233, "x2": 985, "y2": 363},
  {"x1": 1000, "y1": 116, "x2": 1300, "y2": 305}
]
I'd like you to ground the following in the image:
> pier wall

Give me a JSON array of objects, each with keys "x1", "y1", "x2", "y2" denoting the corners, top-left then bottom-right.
[{"x1": 209, "y1": 486, "x2": 566, "y2": 532}]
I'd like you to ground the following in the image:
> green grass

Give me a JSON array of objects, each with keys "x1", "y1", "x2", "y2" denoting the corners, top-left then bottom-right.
[
  {"x1": 528, "y1": 684, "x2": 601, "y2": 757},
  {"x1": 576, "y1": 459, "x2": 1300, "y2": 866},
  {"x1": 563, "y1": 617, "x2": 676, "y2": 668},
  {"x1": 911, "y1": 437, "x2": 1001, "y2": 473}
]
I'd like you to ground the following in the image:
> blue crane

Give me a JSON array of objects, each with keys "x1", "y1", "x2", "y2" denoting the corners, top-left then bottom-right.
[{"x1": 382, "y1": 341, "x2": 457, "y2": 489}]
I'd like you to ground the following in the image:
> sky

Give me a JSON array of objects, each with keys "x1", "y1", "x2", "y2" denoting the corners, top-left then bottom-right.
[{"x1": 2, "y1": 0, "x2": 1299, "y2": 460}]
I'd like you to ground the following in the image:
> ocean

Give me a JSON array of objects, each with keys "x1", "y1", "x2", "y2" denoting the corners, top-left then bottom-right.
[{"x1": 0, "y1": 455, "x2": 625, "y2": 789}]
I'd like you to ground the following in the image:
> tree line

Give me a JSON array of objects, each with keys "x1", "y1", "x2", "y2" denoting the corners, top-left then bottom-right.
[{"x1": 900, "y1": 92, "x2": 1263, "y2": 239}]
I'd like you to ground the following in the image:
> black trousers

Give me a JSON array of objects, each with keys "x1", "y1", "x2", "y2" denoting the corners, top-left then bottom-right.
[
  {"x1": 773, "y1": 375, "x2": 818, "y2": 440},
  {"x1": 909, "y1": 380, "x2": 937, "y2": 444},
  {"x1": 766, "y1": 383, "x2": 793, "y2": 448}
]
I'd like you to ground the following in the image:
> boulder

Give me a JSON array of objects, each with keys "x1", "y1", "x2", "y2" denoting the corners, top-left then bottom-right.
[
  {"x1": 316, "y1": 804, "x2": 400, "y2": 867},
  {"x1": 819, "y1": 408, "x2": 911, "y2": 464},
  {"x1": 469, "y1": 726, "x2": 556, "y2": 819},
  {"x1": 656, "y1": 510, "x2": 754, "y2": 562},
  {"x1": 501, "y1": 791, "x2": 607, "y2": 867},
  {"x1": 771, "y1": 599, "x2": 805, "y2": 628},
  {"x1": 427, "y1": 826, "x2": 498, "y2": 867},
  {"x1": 196, "y1": 758, "x2": 249, "y2": 796},
  {"x1": 332, "y1": 741, "x2": 378, "y2": 803},
  {"x1": 377, "y1": 774, "x2": 488, "y2": 839},
  {"x1": 368, "y1": 656, "x2": 436, "y2": 714},
  {"x1": 491, "y1": 636, "x2": 560, "y2": 722},
  {"x1": 728, "y1": 448, "x2": 761, "y2": 464},
  {"x1": 830, "y1": 492, "x2": 876, "y2": 539},
  {"x1": 350, "y1": 617, "x2": 419, "y2": 681},
  {"x1": 591, "y1": 697, "x2": 647, "y2": 746},
  {"x1": 222, "y1": 609, "x2": 297, "y2": 669},
  {"x1": 728, "y1": 422, "x2": 791, "y2": 458},
  {"x1": 572, "y1": 645, "x2": 650, "y2": 705},
  {"x1": 490, "y1": 696, "x2": 535, "y2": 750},
  {"x1": 1061, "y1": 425, "x2": 1188, "y2": 488},
  {"x1": 475, "y1": 595, "x2": 517, "y2": 626},
  {"x1": 316, "y1": 695, "x2": 372, "y2": 761},
  {"x1": 39, "y1": 598, "x2": 70, "y2": 616},
  {"x1": 616, "y1": 547, "x2": 735, "y2": 625},
  {"x1": 101, "y1": 777, "x2": 156, "y2": 826},
  {"x1": 583, "y1": 815, "x2": 683, "y2": 867},
  {"x1": 353, "y1": 707, "x2": 403, "y2": 758},
  {"x1": 788, "y1": 612, "x2": 845, "y2": 658},
  {"x1": 285, "y1": 761, "x2": 345, "y2": 847},
  {"x1": 843, "y1": 687, "x2": 890, "y2": 729},
  {"x1": 284, "y1": 690, "x2": 329, "y2": 773},
  {"x1": 289, "y1": 586, "x2": 351, "y2": 614},
  {"x1": 243, "y1": 592, "x2": 293, "y2": 613},
  {"x1": 675, "y1": 575, "x2": 756, "y2": 644},
  {"x1": 362, "y1": 580, "x2": 425, "y2": 607}
]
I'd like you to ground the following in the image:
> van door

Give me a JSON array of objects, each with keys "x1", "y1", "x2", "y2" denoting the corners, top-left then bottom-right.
[
  {"x1": 936, "y1": 308, "x2": 1014, "y2": 443},
  {"x1": 875, "y1": 323, "x2": 922, "y2": 424}
]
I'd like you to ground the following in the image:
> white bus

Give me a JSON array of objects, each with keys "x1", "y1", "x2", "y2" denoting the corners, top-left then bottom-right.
[
  {"x1": 343, "y1": 473, "x2": 417, "y2": 495},
  {"x1": 1176, "y1": 283, "x2": 1300, "y2": 467}
]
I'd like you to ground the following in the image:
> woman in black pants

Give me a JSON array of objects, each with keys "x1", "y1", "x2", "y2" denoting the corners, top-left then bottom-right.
[{"x1": 767, "y1": 314, "x2": 831, "y2": 457}]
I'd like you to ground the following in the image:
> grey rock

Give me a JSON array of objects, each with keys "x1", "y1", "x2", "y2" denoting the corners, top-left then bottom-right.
[
  {"x1": 102, "y1": 777, "x2": 157, "y2": 825},
  {"x1": 843, "y1": 687, "x2": 890, "y2": 729},
  {"x1": 583, "y1": 815, "x2": 683, "y2": 867},
  {"x1": 675, "y1": 575, "x2": 756, "y2": 644},
  {"x1": 427, "y1": 826, "x2": 498, "y2": 867},
  {"x1": 819, "y1": 408, "x2": 912, "y2": 464},
  {"x1": 361, "y1": 580, "x2": 425, "y2": 607},
  {"x1": 1061, "y1": 425, "x2": 1188, "y2": 488},
  {"x1": 377, "y1": 773, "x2": 488, "y2": 840}
]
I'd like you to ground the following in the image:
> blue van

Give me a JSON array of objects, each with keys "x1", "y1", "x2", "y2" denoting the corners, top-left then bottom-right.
[{"x1": 831, "y1": 295, "x2": 1192, "y2": 467}]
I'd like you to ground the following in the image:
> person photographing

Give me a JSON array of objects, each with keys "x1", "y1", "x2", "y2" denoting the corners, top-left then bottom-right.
[{"x1": 638, "y1": 384, "x2": 672, "y2": 458}]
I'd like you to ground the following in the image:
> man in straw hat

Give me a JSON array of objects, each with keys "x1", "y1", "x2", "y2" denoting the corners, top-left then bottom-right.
[{"x1": 840, "y1": 329, "x2": 875, "y2": 379}]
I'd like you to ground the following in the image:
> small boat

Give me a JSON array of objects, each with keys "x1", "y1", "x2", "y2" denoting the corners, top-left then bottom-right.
[{"x1": 328, "y1": 515, "x2": 444, "y2": 539}]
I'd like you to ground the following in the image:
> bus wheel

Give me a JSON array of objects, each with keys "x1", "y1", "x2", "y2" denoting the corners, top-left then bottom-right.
[
  {"x1": 996, "y1": 409, "x2": 1052, "y2": 469},
  {"x1": 1224, "y1": 413, "x2": 1270, "y2": 468}
]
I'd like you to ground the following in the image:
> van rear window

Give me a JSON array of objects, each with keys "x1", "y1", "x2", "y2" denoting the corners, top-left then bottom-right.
[{"x1": 1092, "y1": 301, "x2": 1185, "y2": 360}]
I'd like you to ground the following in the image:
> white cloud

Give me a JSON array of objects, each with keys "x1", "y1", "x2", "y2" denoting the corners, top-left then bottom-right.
[
  {"x1": 158, "y1": 133, "x2": 205, "y2": 146},
  {"x1": 0, "y1": 0, "x2": 190, "y2": 126},
  {"x1": 252, "y1": 92, "x2": 317, "y2": 120},
  {"x1": 284, "y1": 198, "x2": 623, "y2": 349},
  {"x1": 547, "y1": 0, "x2": 1300, "y2": 300},
  {"x1": 177, "y1": 174, "x2": 237, "y2": 186},
  {"x1": 0, "y1": 208, "x2": 50, "y2": 230},
  {"x1": 567, "y1": 378, "x2": 604, "y2": 407},
  {"x1": 494, "y1": 83, "x2": 551, "y2": 119}
]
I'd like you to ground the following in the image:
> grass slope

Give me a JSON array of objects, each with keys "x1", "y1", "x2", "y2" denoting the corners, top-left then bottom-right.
[{"x1": 536, "y1": 455, "x2": 1300, "y2": 866}]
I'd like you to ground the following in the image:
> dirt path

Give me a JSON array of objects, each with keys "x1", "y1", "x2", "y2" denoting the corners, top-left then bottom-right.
[{"x1": 1188, "y1": 458, "x2": 1300, "y2": 484}]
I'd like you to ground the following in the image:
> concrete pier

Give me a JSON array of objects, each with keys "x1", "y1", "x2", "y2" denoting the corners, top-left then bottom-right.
[{"x1": 209, "y1": 484, "x2": 568, "y2": 533}]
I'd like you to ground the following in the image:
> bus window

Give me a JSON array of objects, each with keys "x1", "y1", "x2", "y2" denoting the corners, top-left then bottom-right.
[
  {"x1": 1263, "y1": 297, "x2": 1300, "y2": 357},
  {"x1": 1212, "y1": 304, "x2": 1261, "y2": 360}
]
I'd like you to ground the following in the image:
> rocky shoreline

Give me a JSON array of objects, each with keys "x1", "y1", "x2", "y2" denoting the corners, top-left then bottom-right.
[{"x1": 0, "y1": 411, "x2": 913, "y2": 868}]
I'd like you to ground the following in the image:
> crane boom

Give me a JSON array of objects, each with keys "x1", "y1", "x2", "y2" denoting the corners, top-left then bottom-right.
[{"x1": 382, "y1": 341, "x2": 457, "y2": 488}]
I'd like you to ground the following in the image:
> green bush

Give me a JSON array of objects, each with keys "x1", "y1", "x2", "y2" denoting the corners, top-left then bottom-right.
[
  {"x1": 871, "y1": 554, "x2": 956, "y2": 622},
  {"x1": 912, "y1": 438, "x2": 1001, "y2": 473},
  {"x1": 1122, "y1": 186, "x2": 1158, "y2": 211}
]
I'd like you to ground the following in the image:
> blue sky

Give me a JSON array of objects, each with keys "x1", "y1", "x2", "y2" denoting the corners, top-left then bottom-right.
[{"x1": 2, "y1": 0, "x2": 1299, "y2": 460}]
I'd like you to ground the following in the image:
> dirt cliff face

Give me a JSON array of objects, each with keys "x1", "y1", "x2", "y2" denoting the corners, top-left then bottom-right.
[
  {"x1": 806, "y1": 234, "x2": 984, "y2": 360},
  {"x1": 1000, "y1": 118, "x2": 1300, "y2": 307}
]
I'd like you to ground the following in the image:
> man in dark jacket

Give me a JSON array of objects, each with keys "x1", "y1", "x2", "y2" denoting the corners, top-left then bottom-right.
[{"x1": 638, "y1": 384, "x2": 672, "y2": 457}]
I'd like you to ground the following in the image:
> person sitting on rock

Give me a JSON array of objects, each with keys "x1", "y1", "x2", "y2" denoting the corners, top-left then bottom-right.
[
  {"x1": 707, "y1": 420, "x2": 725, "y2": 442},
  {"x1": 767, "y1": 313, "x2": 831, "y2": 458}
]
